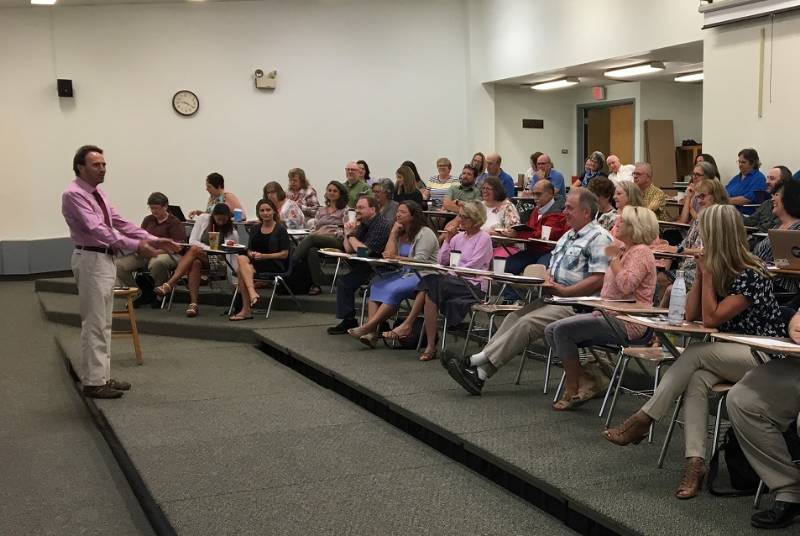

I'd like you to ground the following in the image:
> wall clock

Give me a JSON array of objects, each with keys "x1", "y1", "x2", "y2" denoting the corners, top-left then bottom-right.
[{"x1": 172, "y1": 90, "x2": 199, "y2": 117}]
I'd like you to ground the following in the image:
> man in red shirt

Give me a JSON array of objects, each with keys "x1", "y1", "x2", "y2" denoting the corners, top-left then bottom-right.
[{"x1": 500, "y1": 179, "x2": 568, "y2": 274}]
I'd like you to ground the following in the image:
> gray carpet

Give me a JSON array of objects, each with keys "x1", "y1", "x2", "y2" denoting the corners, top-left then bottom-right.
[
  {"x1": 0, "y1": 281, "x2": 153, "y2": 536},
  {"x1": 53, "y1": 322, "x2": 576, "y2": 535}
]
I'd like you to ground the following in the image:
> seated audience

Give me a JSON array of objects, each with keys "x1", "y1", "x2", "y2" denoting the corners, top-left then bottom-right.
[
  {"x1": 116, "y1": 192, "x2": 186, "y2": 307},
  {"x1": 524, "y1": 151, "x2": 544, "y2": 184},
  {"x1": 479, "y1": 176, "x2": 520, "y2": 232},
  {"x1": 726, "y1": 148, "x2": 767, "y2": 215},
  {"x1": 528, "y1": 153, "x2": 566, "y2": 196},
  {"x1": 155, "y1": 203, "x2": 239, "y2": 318},
  {"x1": 500, "y1": 179, "x2": 567, "y2": 274},
  {"x1": 230, "y1": 199, "x2": 290, "y2": 321},
  {"x1": 657, "y1": 179, "x2": 729, "y2": 305},
  {"x1": 383, "y1": 201, "x2": 493, "y2": 361},
  {"x1": 446, "y1": 189, "x2": 612, "y2": 395},
  {"x1": 694, "y1": 153, "x2": 720, "y2": 179},
  {"x1": 188, "y1": 172, "x2": 245, "y2": 219},
  {"x1": 327, "y1": 196, "x2": 392, "y2": 334},
  {"x1": 726, "y1": 313, "x2": 800, "y2": 529},
  {"x1": 394, "y1": 165, "x2": 425, "y2": 206},
  {"x1": 347, "y1": 201, "x2": 439, "y2": 347},
  {"x1": 372, "y1": 178, "x2": 400, "y2": 223},
  {"x1": 426, "y1": 157, "x2": 459, "y2": 206},
  {"x1": 579, "y1": 151, "x2": 607, "y2": 186},
  {"x1": 471, "y1": 152, "x2": 486, "y2": 176},
  {"x1": 743, "y1": 165, "x2": 792, "y2": 232},
  {"x1": 402, "y1": 160, "x2": 427, "y2": 195},
  {"x1": 678, "y1": 161, "x2": 718, "y2": 224},
  {"x1": 291, "y1": 180, "x2": 348, "y2": 295},
  {"x1": 358, "y1": 159, "x2": 375, "y2": 185},
  {"x1": 286, "y1": 168, "x2": 320, "y2": 216},
  {"x1": 587, "y1": 176, "x2": 617, "y2": 231},
  {"x1": 344, "y1": 161, "x2": 371, "y2": 208},
  {"x1": 633, "y1": 162, "x2": 666, "y2": 220},
  {"x1": 753, "y1": 179, "x2": 800, "y2": 293},
  {"x1": 609, "y1": 180, "x2": 644, "y2": 237},
  {"x1": 479, "y1": 153, "x2": 516, "y2": 199},
  {"x1": 606, "y1": 154, "x2": 635, "y2": 184},
  {"x1": 604, "y1": 204, "x2": 786, "y2": 500},
  {"x1": 442, "y1": 164, "x2": 480, "y2": 212},
  {"x1": 263, "y1": 181, "x2": 305, "y2": 230},
  {"x1": 545, "y1": 206, "x2": 658, "y2": 409}
]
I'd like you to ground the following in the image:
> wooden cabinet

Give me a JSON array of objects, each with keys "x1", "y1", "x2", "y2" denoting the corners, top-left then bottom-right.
[{"x1": 676, "y1": 145, "x2": 702, "y2": 180}]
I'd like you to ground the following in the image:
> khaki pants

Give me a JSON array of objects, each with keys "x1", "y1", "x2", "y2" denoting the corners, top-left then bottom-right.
[
  {"x1": 641, "y1": 342, "x2": 759, "y2": 459},
  {"x1": 116, "y1": 253, "x2": 178, "y2": 289},
  {"x1": 484, "y1": 299, "x2": 574, "y2": 375},
  {"x1": 71, "y1": 249, "x2": 116, "y2": 387},
  {"x1": 727, "y1": 358, "x2": 800, "y2": 503}
]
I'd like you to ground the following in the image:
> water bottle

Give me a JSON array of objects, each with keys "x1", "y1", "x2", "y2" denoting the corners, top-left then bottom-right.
[{"x1": 668, "y1": 270, "x2": 687, "y2": 326}]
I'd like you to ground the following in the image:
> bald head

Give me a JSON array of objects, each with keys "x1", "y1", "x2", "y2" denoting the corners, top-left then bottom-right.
[
  {"x1": 486, "y1": 152, "x2": 502, "y2": 175},
  {"x1": 532, "y1": 179, "x2": 554, "y2": 207},
  {"x1": 607, "y1": 155, "x2": 621, "y2": 173},
  {"x1": 536, "y1": 153, "x2": 553, "y2": 173},
  {"x1": 633, "y1": 162, "x2": 653, "y2": 190}
]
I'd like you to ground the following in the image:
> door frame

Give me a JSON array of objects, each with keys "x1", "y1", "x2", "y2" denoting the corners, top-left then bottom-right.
[{"x1": 576, "y1": 98, "x2": 636, "y2": 173}]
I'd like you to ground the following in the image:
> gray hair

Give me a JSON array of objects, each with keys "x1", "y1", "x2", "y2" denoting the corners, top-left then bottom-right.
[
  {"x1": 634, "y1": 162, "x2": 653, "y2": 177},
  {"x1": 694, "y1": 161, "x2": 717, "y2": 181},
  {"x1": 574, "y1": 187, "x2": 599, "y2": 219},
  {"x1": 588, "y1": 150, "x2": 605, "y2": 170},
  {"x1": 373, "y1": 178, "x2": 395, "y2": 197}
]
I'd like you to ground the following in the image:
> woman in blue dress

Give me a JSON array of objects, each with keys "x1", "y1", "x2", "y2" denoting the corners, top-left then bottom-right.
[{"x1": 348, "y1": 201, "x2": 439, "y2": 348}]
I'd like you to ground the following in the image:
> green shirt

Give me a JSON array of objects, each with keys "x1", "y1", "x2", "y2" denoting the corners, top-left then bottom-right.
[
  {"x1": 444, "y1": 183, "x2": 480, "y2": 203},
  {"x1": 345, "y1": 180, "x2": 371, "y2": 208}
]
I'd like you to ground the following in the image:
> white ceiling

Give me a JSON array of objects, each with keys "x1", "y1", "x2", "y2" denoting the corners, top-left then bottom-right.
[
  {"x1": 0, "y1": 0, "x2": 240, "y2": 7},
  {"x1": 498, "y1": 41, "x2": 704, "y2": 88}
]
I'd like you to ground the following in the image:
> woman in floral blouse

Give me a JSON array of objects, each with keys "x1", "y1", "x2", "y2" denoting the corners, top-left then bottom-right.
[
  {"x1": 604, "y1": 204, "x2": 786, "y2": 501},
  {"x1": 263, "y1": 181, "x2": 305, "y2": 230},
  {"x1": 286, "y1": 168, "x2": 319, "y2": 217}
]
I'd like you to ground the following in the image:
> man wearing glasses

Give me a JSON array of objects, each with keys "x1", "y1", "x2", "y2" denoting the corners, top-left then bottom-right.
[
  {"x1": 343, "y1": 161, "x2": 371, "y2": 208},
  {"x1": 632, "y1": 162, "x2": 666, "y2": 220},
  {"x1": 528, "y1": 153, "x2": 566, "y2": 196},
  {"x1": 743, "y1": 165, "x2": 792, "y2": 231}
]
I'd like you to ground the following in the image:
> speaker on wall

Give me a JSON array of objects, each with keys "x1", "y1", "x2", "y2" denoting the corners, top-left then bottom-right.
[{"x1": 57, "y1": 79, "x2": 73, "y2": 98}]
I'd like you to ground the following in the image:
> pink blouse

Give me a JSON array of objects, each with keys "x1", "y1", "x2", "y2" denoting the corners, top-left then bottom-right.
[{"x1": 599, "y1": 243, "x2": 656, "y2": 340}]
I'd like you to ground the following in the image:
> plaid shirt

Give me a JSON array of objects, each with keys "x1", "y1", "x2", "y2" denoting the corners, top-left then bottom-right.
[
  {"x1": 354, "y1": 212, "x2": 392, "y2": 257},
  {"x1": 548, "y1": 221, "x2": 612, "y2": 288}
]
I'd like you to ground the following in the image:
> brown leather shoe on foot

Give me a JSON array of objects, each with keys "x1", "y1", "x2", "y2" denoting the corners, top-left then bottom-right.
[
  {"x1": 107, "y1": 379, "x2": 131, "y2": 391},
  {"x1": 83, "y1": 384, "x2": 124, "y2": 399},
  {"x1": 602, "y1": 410, "x2": 652, "y2": 446},
  {"x1": 675, "y1": 457, "x2": 706, "y2": 499}
]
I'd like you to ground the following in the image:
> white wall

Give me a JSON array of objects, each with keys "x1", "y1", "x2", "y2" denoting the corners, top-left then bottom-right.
[
  {"x1": 703, "y1": 11, "x2": 800, "y2": 180},
  {"x1": 0, "y1": 0, "x2": 470, "y2": 240},
  {"x1": 467, "y1": 0, "x2": 704, "y2": 83},
  {"x1": 639, "y1": 81, "x2": 703, "y2": 149}
]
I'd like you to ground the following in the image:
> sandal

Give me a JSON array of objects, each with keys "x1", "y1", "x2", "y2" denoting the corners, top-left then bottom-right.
[
  {"x1": 382, "y1": 329, "x2": 411, "y2": 342},
  {"x1": 359, "y1": 332, "x2": 378, "y2": 349},
  {"x1": 229, "y1": 313, "x2": 254, "y2": 321},
  {"x1": 552, "y1": 390, "x2": 591, "y2": 411},
  {"x1": 308, "y1": 285, "x2": 322, "y2": 296},
  {"x1": 185, "y1": 303, "x2": 199, "y2": 317},
  {"x1": 154, "y1": 282, "x2": 172, "y2": 296},
  {"x1": 418, "y1": 350, "x2": 437, "y2": 362}
]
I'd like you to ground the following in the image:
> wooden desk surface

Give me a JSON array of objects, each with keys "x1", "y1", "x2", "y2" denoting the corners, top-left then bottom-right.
[
  {"x1": 616, "y1": 314, "x2": 718, "y2": 335},
  {"x1": 711, "y1": 333, "x2": 800, "y2": 355}
]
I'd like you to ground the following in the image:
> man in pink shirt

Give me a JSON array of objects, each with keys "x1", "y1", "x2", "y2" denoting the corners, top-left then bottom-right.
[{"x1": 62, "y1": 145, "x2": 180, "y2": 399}]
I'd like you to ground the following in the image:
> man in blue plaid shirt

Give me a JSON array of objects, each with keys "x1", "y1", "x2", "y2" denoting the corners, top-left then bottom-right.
[{"x1": 447, "y1": 188, "x2": 612, "y2": 395}]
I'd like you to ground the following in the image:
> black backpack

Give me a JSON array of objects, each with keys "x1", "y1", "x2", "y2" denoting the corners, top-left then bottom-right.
[{"x1": 707, "y1": 428, "x2": 761, "y2": 496}]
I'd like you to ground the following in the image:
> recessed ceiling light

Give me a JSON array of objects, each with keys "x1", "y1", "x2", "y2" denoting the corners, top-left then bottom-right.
[
  {"x1": 674, "y1": 72, "x2": 704, "y2": 83},
  {"x1": 604, "y1": 62, "x2": 665, "y2": 78},
  {"x1": 531, "y1": 77, "x2": 579, "y2": 91},
  {"x1": 31, "y1": 0, "x2": 57, "y2": 5}
]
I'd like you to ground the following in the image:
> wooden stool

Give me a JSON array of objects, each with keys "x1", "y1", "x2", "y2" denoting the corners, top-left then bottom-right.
[{"x1": 112, "y1": 287, "x2": 143, "y2": 365}]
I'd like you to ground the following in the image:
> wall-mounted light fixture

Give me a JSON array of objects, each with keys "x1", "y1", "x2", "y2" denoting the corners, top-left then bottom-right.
[
  {"x1": 604, "y1": 61, "x2": 665, "y2": 78},
  {"x1": 31, "y1": 0, "x2": 57, "y2": 5},
  {"x1": 674, "y1": 72, "x2": 704, "y2": 83},
  {"x1": 530, "y1": 77, "x2": 579, "y2": 91}
]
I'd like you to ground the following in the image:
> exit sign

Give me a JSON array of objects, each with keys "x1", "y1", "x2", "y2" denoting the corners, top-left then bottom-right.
[{"x1": 592, "y1": 86, "x2": 606, "y2": 101}]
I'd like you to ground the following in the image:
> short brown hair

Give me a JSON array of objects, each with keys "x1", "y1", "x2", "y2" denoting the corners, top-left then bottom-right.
[
  {"x1": 288, "y1": 168, "x2": 309, "y2": 189},
  {"x1": 263, "y1": 181, "x2": 286, "y2": 201},
  {"x1": 436, "y1": 157, "x2": 452, "y2": 169},
  {"x1": 73, "y1": 144, "x2": 103, "y2": 175}
]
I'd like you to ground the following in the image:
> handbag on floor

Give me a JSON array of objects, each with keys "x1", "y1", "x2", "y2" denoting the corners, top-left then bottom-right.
[
  {"x1": 707, "y1": 428, "x2": 761, "y2": 496},
  {"x1": 383, "y1": 316, "x2": 426, "y2": 350}
]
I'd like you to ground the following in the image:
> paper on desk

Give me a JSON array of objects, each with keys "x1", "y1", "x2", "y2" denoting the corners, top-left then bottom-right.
[{"x1": 730, "y1": 336, "x2": 800, "y2": 349}]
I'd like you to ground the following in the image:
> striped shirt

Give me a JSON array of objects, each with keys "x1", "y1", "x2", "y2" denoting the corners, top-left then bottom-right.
[{"x1": 548, "y1": 221, "x2": 612, "y2": 288}]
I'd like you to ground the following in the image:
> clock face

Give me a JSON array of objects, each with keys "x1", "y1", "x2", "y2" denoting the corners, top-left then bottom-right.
[{"x1": 172, "y1": 90, "x2": 199, "y2": 116}]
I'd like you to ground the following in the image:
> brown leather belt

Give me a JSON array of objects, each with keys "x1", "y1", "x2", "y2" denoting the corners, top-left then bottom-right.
[{"x1": 75, "y1": 245, "x2": 115, "y2": 255}]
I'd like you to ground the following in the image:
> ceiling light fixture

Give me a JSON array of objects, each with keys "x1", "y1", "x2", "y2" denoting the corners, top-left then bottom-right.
[
  {"x1": 531, "y1": 77, "x2": 579, "y2": 91},
  {"x1": 674, "y1": 72, "x2": 704, "y2": 83},
  {"x1": 31, "y1": 0, "x2": 57, "y2": 5},
  {"x1": 604, "y1": 62, "x2": 665, "y2": 78}
]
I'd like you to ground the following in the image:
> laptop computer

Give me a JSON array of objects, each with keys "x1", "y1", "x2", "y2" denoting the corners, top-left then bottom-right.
[
  {"x1": 168, "y1": 205, "x2": 187, "y2": 222},
  {"x1": 768, "y1": 229, "x2": 800, "y2": 270}
]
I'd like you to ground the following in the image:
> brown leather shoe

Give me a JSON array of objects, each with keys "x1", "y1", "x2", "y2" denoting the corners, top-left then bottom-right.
[
  {"x1": 602, "y1": 410, "x2": 652, "y2": 446},
  {"x1": 107, "y1": 379, "x2": 131, "y2": 391},
  {"x1": 83, "y1": 384, "x2": 124, "y2": 399},
  {"x1": 675, "y1": 457, "x2": 706, "y2": 499}
]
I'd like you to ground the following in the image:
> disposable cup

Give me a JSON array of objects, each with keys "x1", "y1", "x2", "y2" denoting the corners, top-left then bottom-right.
[
  {"x1": 449, "y1": 250, "x2": 461, "y2": 268},
  {"x1": 541, "y1": 225, "x2": 552, "y2": 241}
]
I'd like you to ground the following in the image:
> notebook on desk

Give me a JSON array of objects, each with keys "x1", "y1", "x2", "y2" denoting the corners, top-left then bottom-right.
[
  {"x1": 168, "y1": 205, "x2": 187, "y2": 222},
  {"x1": 769, "y1": 229, "x2": 800, "y2": 270}
]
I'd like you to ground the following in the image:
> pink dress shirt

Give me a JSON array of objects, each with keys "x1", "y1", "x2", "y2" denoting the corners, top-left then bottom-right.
[
  {"x1": 62, "y1": 177, "x2": 155, "y2": 253},
  {"x1": 598, "y1": 243, "x2": 657, "y2": 340}
]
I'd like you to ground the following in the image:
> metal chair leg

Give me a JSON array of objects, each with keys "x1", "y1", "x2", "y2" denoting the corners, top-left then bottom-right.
[
  {"x1": 330, "y1": 258, "x2": 341, "y2": 293},
  {"x1": 514, "y1": 348, "x2": 528, "y2": 385},
  {"x1": 648, "y1": 362, "x2": 665, "y2": 444},
  {"x1": 359, "y1": 286, "x2": 369, "y2": 325},
  {"x1": 710, "y1": 393, "x2": 727, "y2": 460},
  {"x1": 228, "y1": 284, "x2": 239, "y2": 316},
  {"x1": 658, "y1": 395, "x2": 683, "y2": 468},
  {"x1": 461, "y1": 311, "x2": 477, "y2": 359},
  {"x1": 599, "y1": 349, "x2": 624, "y2": 418},
  {"x1": 168, "y1": 285, "x2": 176, "y2": 311},
  {"x1": 276, "y1": 276, "x2": 303, "y2": 313},
  {"x1": 553, "y1": 371, "x2": 566, "y2": 403},
  {"x1": 265, "y1": 279, "x2": 279, "y2": 319},
  {"x1": 605, "y1": 357, "x2": 630, "y2": 429},
  {"x1": 754, "y1": 480, "x2": 766, "y2": 508},
  {"x1": 440, "y1": 316, "x2": 448, "y2": 353},
  {"x1": 543, "y1": 347, "x2": 553, "y2": 394}
]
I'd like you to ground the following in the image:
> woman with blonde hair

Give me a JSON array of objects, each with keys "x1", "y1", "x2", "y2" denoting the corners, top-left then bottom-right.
[
  {"x1": 545, "y1": 206, "x2": 658, "y2": 410},
  {"x1": 286, "y1": 168, "x2": 319, "y2": 216},
  {"x1": 603, "y1": 204, "x2": 786, "y2": 500},
  {"x1": 678, "y1": 161, "x2": 718, "y2": 224}
]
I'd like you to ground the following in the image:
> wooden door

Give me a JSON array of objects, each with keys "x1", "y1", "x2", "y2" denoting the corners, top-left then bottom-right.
[
  {"x1": 609, "y1": 103, "x2": 634, "y2": 165},
  {"x1": 586, "y1": 107, "x2": 610, "y2": 162}
]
